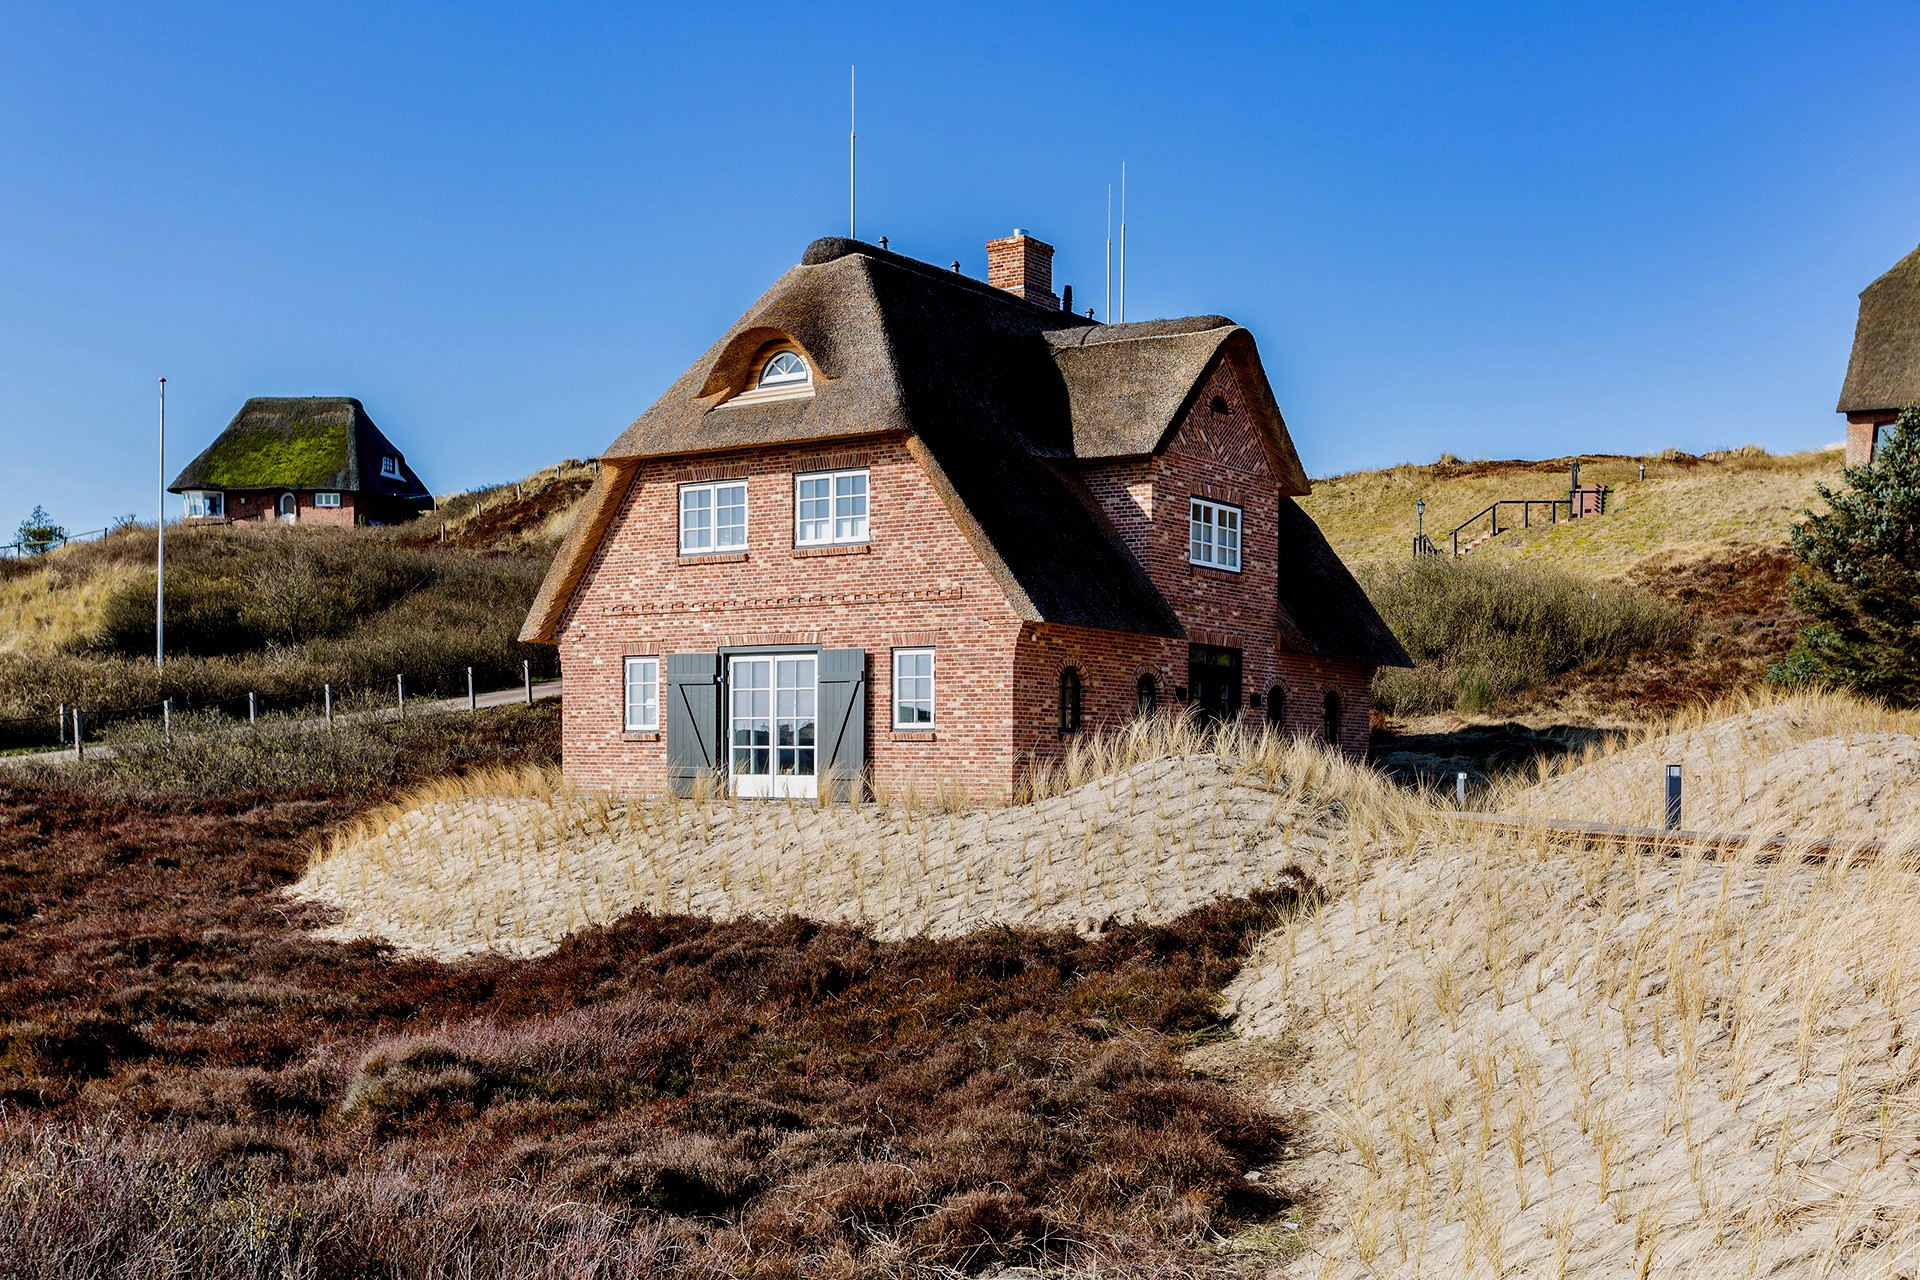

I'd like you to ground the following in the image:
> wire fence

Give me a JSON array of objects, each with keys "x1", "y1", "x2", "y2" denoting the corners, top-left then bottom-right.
[
  {"x1": 0, "y1": 525, "x2": 118, "y2": 560},
  {"x1": 0, "y1": 655, "x2": 563, "y2": 754}
]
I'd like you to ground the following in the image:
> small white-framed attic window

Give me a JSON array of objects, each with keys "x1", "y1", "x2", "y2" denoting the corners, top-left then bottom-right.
[
  {"x1": 759, "y1": 351, "x2": 809, "y2": 388},
  {"x1": 719, "y1": 346, "x2": 817, "y2": 408},
  {"x1": 380, "y1": 456, "x2": 402, "y2": 479}
]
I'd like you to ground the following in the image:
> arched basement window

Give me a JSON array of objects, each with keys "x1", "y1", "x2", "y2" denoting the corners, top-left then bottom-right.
[
  {"x1": 1059, "y1": 667, "x2": 1084, "y2": 734},
  {"x1": 759, "y1": 351, "x2": 809, "y2": 388},
  {"x1": 1135, "y1": 673, "x2": 1157, "y2": 719},
  {"x1": 1266, "y1": 684, "x2": 1285, "y2": 733},
  {"x1": 1322, "y1": 689, "x2": 1341, "y2": 745}
]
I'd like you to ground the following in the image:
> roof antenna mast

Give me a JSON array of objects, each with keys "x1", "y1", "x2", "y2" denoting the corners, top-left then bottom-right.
[
  {"x1": 1104, "y1": 183, "x2": 1112, "y2": 323},
  {"x1": 849, "y1": 65, "x2": 856, "y2": 240},
  {"x1": 1118, "y1": 161, "x2": 1127, "y2": 323}
]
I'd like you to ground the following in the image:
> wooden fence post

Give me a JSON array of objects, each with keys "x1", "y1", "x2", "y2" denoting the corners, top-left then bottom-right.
[
  {"x1": 397, "y1": 674, "x2": 406, "y2": 718},
  {"x1": 57, "y1": 703, "x2": 65, "y2": 746},
  {"x1": 467, "y1": 666, "x2": 476, "y2": 712},
  {"x1": 73, "y1": 709, "x2": 83, "y2": 762},
  {"x1": 524, "y1": 660, "x2": 533, "y2": 705},
  {"x1": 325, "y1": 683, "x2": 333, "y2": 727}
]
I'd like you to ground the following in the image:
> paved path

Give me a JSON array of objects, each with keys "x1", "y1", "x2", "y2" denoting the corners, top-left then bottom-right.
[{"x1": 1, "y1": 680, "x2": 563, "y2": 770}]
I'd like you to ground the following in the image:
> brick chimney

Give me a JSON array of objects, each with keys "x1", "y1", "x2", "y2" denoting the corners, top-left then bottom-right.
[{"x1": 985, "y1": 228, "x2": 1058, "y2": 309}]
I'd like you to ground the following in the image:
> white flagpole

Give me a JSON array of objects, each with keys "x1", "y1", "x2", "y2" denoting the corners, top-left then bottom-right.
[
  {"x1": 156, "y1": 376, "x2": 166, "y2": 673},
  {"x1": 1119, "y1": 162, "x2": 1127, "y2": 323}
]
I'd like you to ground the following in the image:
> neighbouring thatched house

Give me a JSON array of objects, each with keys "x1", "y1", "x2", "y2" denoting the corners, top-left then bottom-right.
[
  {"x1": 1839, "y1": 245, "x2": 1920, "y2": 466},
  {"x1": 169, "y1": 397, "x2": 432, "y2": 526},
  {"x1": 522, "y1": 230, "x2": 1410, "y2": 801}
]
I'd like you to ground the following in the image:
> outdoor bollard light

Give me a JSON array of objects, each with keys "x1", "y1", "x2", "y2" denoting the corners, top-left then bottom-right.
[
  {"x1": 1665, "y1": 764, "x2": 1683, "y2": 831},
  {"x1": 524, "y1": 659, "x2": 533, "y2": 705},
  {"x1": 1456, "y1": 770, "x2": 1467, "y2": 809},
  {"x1": 57, "y1": 703, "x2": 65, "y2": 746},
  {"x1": 1417, "y1": 498, "x2": 1425, "y2": 537},
  {"x1": 163, "y1": 698, "x2": 172, "y2": 741},
  {"x1": 73, "y1": 709, "x2": 83, "y2": 762},
  {"x1": 248, "y1": 692, "x2": 257, "y2": 725}
]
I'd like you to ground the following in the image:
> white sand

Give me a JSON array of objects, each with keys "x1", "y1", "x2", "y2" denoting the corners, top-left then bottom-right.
[
  {"x1": 293, "y1": 755, "x2": 1353, "y2": 959},
  {"x1": 1509, "y1": 706, "x2": 1920, "y2": 840}
]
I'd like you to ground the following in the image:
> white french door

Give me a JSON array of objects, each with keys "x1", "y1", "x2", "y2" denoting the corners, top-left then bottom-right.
[{"x1": 728, "y1": 654, "x2": 818, "y2": 798}]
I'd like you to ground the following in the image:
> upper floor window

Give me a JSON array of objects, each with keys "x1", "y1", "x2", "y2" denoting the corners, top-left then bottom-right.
[
  {"x1": 1189, "y1": 497, "x2": 1242, "y2": 572},
  {"x1": 184, "y1": 491, "x2": 224, "y2": 519},
  {"x1": 796, "y1": 469, "x2": 868, "y2": 545},
  {"x1": 893, "y1": 648, "x2": 934, "y2": 729},
  {"x1": 380, "y1": 456, "x2": 402, "y2": 480},
  {"x1": 760, "y1": 351, "x2": 809, "y2": 388},
  {"x1": 314, "y1": 491, "x2": 342, "y2": 509},
  {"x1": 681, "y1": 480, "x2": 748, "y2": 554}
]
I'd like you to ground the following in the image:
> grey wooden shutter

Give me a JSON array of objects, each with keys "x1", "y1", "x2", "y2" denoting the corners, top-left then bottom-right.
[
  {"x1": 817, "y1": 648, "x2": 867, "y2": 802},
  {"x1": 666, "y1": 653, "x2": 720, "y2": 797}
]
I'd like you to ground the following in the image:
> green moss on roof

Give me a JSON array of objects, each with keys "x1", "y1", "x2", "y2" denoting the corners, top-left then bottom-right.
[{"x1": 199, "y1": 421, "x2": 352, "y2": 489}]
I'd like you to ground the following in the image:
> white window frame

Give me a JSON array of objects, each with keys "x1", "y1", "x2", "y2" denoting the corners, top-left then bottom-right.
[
  {"x1": 623, "y1": 656, "x2": 660, "y2": 731},
  {"x1": 380, "y1": 456, "x2": 402, "y2": 479},
  {"x1": 679, "y1": 480, "x2": 749, "y2": 555},
  {"x1": 759, "y1": 351, "x2": 810, "y2": 387},
  {"x1": 314, "y1": 491, "x2": 342, "y2": 509},
  {"x1": 184, "y1": 491, "x2": 224, "y2": 518},
  {"x1": 794, "y1": 468, "x2": 869, "y2": 547},
  {"x1": 1189, "y1": 497, "x2": 1243, "y2": 572},
  {"x1": 892, "y1": 647, "x2": 934, "y2": 730}
]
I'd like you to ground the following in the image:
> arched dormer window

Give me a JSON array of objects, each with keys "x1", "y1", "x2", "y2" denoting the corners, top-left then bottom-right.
[{"x1": 759, "y1": 351, "x2": 809, "y2": 388}]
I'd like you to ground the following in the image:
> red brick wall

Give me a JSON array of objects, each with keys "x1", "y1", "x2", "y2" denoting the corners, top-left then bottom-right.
[
  {"x1": 202, "y1": 490, "x2": 358, "y2": 526},
  {"x1": 554, "y1": 433, "x2": 1030, "y2": 797},
  {"x1": 1074, "y1": 357, "x2": 1377, "y2": 762},
  {"x1": 1846, "y1": 414, "x2": 1892, "y2": 468}
]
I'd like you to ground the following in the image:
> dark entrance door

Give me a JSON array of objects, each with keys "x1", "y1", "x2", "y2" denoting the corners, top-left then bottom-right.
[{"x1": 1187, "y1": 645, "x2": 1242, "y2": 725}]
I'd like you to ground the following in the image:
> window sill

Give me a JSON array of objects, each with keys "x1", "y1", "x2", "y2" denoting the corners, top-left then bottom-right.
[
  {"x1": 793, "y1": 543, "x2": 871, "y2": 558},
  {"x1": 622, "y1": 731, "x2": 661, "y2": 742},
  {"x1": 890, "y1": 729, "x2": 937, "y2": 742},
  {"x1": 678, "y1": 552, "x2": 748, "y2": 566},
  {"x1": 1188, "y1": 561, "x2": 1243, "y2": 577}
]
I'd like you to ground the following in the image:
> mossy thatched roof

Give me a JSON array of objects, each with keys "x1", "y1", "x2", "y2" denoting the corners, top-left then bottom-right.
[{"x1": 168, "y1": 398, "x2": 430, "y2": 503}]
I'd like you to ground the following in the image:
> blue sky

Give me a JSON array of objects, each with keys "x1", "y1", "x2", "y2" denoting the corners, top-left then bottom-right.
[{"x1": 4, "y1": 1, "x2": 1917, "y2": 535}]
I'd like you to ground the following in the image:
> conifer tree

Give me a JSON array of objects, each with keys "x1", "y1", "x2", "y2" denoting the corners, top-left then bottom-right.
[{"x1": 1777, "y1": 404, "x2": 1920, "y2": 704}]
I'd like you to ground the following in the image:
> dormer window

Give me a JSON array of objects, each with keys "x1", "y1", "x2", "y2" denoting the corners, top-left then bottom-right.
[
  {"x1": 380, "y1": 456, "x2": 402, "y2": 480},
  {"x1": 759, "y1": 352, "x2": 809, "y2": 388}
]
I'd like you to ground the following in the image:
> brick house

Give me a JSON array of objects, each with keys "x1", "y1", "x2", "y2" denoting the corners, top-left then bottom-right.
[
  {"x1": 1839, "y1": 244, "x2": 1920, "y2": 466},
  {"x1": 169, "y1": 397, "x2": 432, "y2": 527},
  {"x1": 522, "y1": 232, "x2": 1409, "y2": 800}
]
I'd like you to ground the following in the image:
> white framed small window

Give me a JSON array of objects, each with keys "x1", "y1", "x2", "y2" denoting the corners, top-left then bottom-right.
[
  {"x1": 380, "y1": 456, "x2": 402, "y2": 479},
  {"x1": 893, "y1": 648, "x2": 934, "y2": 729},
  {"x1": 680, "y1": 480, "x2": 748, "y2": 554},
  {"x1": 624, "y1": 656, "x2": 660, "y2": 731},
  {"x1": 314, "y1": 491, "x2": 341, "y2": 508},
  {"x1": 795, "y1": 469, "x2": 869, "y2": 546},
  {"x1": 1189, "y1": 497, "x2": 1242, "y2": 572},
  {"x1": 759, "y1": 351, "x2": 809, "y2": 387},
  {"x1": 184, "y1": 491, "x2": 224, "y2": 518}
]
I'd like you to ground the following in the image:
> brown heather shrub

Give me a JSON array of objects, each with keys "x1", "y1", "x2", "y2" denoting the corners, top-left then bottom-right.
[{"x1": 0, "y1": 700, "x2": 1299, "y2": 1277}]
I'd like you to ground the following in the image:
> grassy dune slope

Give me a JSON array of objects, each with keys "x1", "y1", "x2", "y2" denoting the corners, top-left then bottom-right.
[{"x1": 1304, "y1": 446, "x2": 1841, "y2": 575}]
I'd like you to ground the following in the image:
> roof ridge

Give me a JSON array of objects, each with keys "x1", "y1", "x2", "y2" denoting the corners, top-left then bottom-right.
[{"x1": 803, "y1": 237, "x2": 1097, "y2": 329}]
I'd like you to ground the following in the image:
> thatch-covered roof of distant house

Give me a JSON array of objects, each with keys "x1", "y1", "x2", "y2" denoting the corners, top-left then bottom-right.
[
  {"x1": 1840, "y1": 244, "x2": 1920, "y2": 414},
  {"x1": 168, "y1": 397, "x2": 431, "y2": 503}
]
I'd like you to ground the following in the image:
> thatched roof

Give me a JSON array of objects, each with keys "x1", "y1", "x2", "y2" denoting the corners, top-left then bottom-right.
[
  {"x1": 1274, "y1": 499, "x2": 1411, "y2": 666},
  {"x1": 526, "y1": 237, "x2": 1402, "y2": 665},
  {"x1": 1839, "y1": 244, "x2": 1920, "y2": 414},
  {"x1": 168, "y1": 397, "x2": 430, "y2": 503}
]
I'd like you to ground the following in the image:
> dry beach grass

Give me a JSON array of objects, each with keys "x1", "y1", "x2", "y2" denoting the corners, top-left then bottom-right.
[
  {"x1": 1227, "y1": 690, "x2": 1920, "y2": 1278},
  {"x1": 296, "y1": 719, "x2": 1416, "y2": 959}
]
